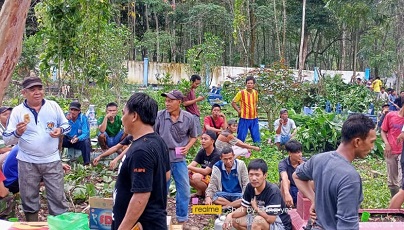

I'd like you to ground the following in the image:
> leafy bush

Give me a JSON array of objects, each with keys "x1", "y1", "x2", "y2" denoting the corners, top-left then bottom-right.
[{"x1": 290, "y1": 109, "x2": 344, "y2": 155}]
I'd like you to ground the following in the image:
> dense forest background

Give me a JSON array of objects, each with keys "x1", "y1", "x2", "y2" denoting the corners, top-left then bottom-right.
[{"x1": 2, "y1": 0, "x2": 404, "y2": 89}]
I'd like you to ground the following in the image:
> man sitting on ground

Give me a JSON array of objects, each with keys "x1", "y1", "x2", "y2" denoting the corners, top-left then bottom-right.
[
  {"x1": 216, "y1": 119, "x2": 260, "y2": 158},
  {"x1": 274, "y1": 108, "x2": 297, "y2": 149},
  {"x1": 278, "y1": 140, "x2": 307, "y2": 208},
  {"x1": 204, "y1": 147, "x2": 249, "y2": 209},
  {"x1": 188, "y1": 130, "x2": 220, "y2": 198},
  {"x1": 62, "y1": 102, "x2": 91, "y2": 165},
  {"x1": 97, "y1": 102, "x2": 125, "y2": 151},
  {"x1": 203, "y1": 104, "x2": 227, "y2": 135},
  {"x1": 223, "y1": 159, "x2": 292, "y2": 230}
]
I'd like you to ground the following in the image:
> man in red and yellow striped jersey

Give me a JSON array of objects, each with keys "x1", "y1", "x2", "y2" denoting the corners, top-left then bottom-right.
[{"x1": 231, "y1": 76, "x2": 260, "y2": 144}]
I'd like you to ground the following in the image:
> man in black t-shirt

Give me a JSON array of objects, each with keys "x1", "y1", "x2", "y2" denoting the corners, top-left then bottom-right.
[
  {"x1": 223, "y1": 159, "x2": 292, "y2": 230},
  {"x1": 188, "y1": 130, "x2": 220, "y2": 198},
  {"x1": 278, "y1": 140, "x2": 307, "y2": 208},
  {"x1": 112, "y1": 93, "x2": 170, "y2": 230}
]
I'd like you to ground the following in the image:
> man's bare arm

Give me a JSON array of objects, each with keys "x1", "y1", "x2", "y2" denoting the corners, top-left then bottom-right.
[{"x1": 118, "y1": 192, "x2": 151, "y2": 230}]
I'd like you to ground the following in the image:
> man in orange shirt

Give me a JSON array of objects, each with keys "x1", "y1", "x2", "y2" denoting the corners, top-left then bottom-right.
[{"x1": 231, "y1": 76, "x2": 260, "y2": 144}]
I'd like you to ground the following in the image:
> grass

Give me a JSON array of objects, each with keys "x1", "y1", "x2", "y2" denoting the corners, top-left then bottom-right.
[{"x1": 354, "y1": 156, "x2": 391, "y2": 209}]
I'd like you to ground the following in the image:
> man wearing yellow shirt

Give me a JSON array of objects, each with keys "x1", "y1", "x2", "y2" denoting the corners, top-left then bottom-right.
[
  {"x1": 371, "y1": 77, "x2": 383, "y2": 93},
  {"x1": 231, "y1": 76, "x2": 260, "y2": 144}
]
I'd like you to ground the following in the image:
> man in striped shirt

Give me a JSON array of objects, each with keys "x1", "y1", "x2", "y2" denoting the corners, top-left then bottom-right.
[{"x1": 231, "y1": 76, "x2": 260, "y2": 144}]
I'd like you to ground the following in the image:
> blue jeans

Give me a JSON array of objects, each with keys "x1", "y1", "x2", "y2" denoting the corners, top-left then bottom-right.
[
  {"x1": 290, "y1": 185, "x2": 298, "y2": 206},
  {"x1": 213, "y1": 192, "x2": 242, "y2": 202},
  {"x1": 167, "y1": 161, "x2": 190, "y2": 222},
  {"x1": 99, "y1": 130, "x2": 124, "y2": 148},
  {"x1": 62, "y1": 136, "x2": 91, "y2": 165},
  {"x1": 237, "y1": 118, "x2": 261, "y2": 143}
]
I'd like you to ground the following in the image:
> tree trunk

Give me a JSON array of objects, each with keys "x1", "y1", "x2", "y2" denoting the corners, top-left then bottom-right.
[
  {"x1": 249, "y1": 0, "x2": 256, "y2": 67},
  {"x1": 281, "y1": 0, "x2": 287, "y2": 62},
  {"x1": 0, "y1": 0, "x2": 31, "y2": 105},
  {"x1": 341, "y1": 22, "x2": 346, "y2": 70},
  {"x1": 154, "y1": 11, "x2": 160, "y2": 62},
  {"x1": 273, "y1": 0, "x2": 281, "y2": 59},
  {"x1": 352, "y1": 28, "x2": 358, "y2": 79},
  {"x1": 298, "y1": 0, "x2": 306, "y2": 81}
]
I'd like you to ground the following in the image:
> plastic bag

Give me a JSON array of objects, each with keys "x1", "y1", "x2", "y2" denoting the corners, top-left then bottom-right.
[{"x1": 47, "y1": 212, "x2": 89, "y2": 230}]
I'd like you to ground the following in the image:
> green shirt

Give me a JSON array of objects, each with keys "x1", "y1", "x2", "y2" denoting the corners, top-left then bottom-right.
[{"x1": 98, "y1": 115, "x2": 122, "y2": 137}]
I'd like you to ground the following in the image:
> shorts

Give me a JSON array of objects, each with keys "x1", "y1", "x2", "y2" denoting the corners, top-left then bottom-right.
[
  {"x1": 188, "y1": 171, "x2": 210, "y2": 185},
  {"x1": 246, "y1": 213, "x2": 286, "y2": 230}
]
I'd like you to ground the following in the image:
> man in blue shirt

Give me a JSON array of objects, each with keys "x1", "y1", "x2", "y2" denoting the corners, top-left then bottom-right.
[
  {"x1": 204, "y1": 147, "x2": 249, "y2": 209},
  {"x1": 62, "y1": 102, "x2": 91, "y2": 165}
]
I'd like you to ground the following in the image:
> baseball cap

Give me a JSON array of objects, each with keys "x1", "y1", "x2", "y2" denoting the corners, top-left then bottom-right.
[
  {"x1": 280, "y1": 108, "x2": 288, "y2": 115},
  {"x1": 0, "y1": 106, "x2": 12, "y2": 114},
  {"x1": 203, "y1": 130, "x2": 217, "y2": 141},
  {"x1": 69, "y1": 102, "x2": 81, "y2": 110},
  {"x1": 161, "y1": 90, "x2": 184, "y2": 100},
  {"x1": 22, "y1": 77, "x2": 43, "y2": 89}
]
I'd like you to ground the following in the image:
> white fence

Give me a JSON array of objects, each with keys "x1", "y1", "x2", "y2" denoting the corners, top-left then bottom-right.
[{"x1": 127, "y1": 61, "x2": 369, "y2": 86}]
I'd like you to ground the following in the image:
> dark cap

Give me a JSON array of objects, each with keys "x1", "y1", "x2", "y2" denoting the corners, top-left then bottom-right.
[
  {"x1": 382, "y1": 104, "x2": 389, "y2": 108},
  {"x1": 280, "y1": 108, "x2": 288, "y2": 115},
  {"x1": 161, "y1": 90, "x2": 184, "y2": 100},
  {"x1": 203, "y1": 130, "x2": 217, "y2": 141},
  {"x1": 22, "y1": 77, "x2": 43, "y2": 89},
  {"x1": 0, "y1": 106, "x2": 12, "y2": 114},
  {"x1": 227, "y1": 119, "x2": 238, "y2": 125},
  {"x1": 69, "y1": 102, "x2": 81, "y2": 110}
]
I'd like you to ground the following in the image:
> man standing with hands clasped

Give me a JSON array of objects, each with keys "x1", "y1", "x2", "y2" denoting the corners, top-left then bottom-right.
[
  {"x1": 155, "y1": 89, "x2": 197, "y2": 225},
  {"x1": 3, "y1": 76, "x2": 70, "y2": 221},
  {"x1": 231, "y1": 76, "x2": 260, "y2": 144}
]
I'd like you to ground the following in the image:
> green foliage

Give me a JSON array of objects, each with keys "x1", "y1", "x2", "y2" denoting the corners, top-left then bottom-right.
[
  {"x1": 137, "y1": 30, "x2": 175, "y2": 58},
  {"x1": 34, "y1": 0, "x2": 129, "y2": 98},
  {"x1": 291, "y1": 110, "x2": 344, "y2": 154},
  {"x1": 64, "y1": 163, "x2": 117, "y2": 202},
  {"x1": 223, "y1": 62, "x2": 302, "y2": 128},
  {"x1": 186, "y1": 33, "x2": 224, "y2": 76},
  {"x1": 285, "y1": 75, "x2": 375, "y2": 114},
  {"x1": 354, "y1": 157, "x2": 390, "y2": 209}
]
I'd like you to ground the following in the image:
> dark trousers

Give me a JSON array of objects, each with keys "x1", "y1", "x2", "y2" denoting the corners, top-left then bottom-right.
[{"x1": 62, "y1": 136, "x2": 91, "y2": 164}]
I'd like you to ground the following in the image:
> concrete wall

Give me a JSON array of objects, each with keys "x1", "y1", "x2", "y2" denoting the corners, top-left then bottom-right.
[{"x1": 127, "y1": 61, "x2": 367, "y2": 86}]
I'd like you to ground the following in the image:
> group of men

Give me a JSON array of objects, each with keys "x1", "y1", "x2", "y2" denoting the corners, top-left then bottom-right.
[{"x1": 0, "y1": 74, "x2": 400, "y2": 230}]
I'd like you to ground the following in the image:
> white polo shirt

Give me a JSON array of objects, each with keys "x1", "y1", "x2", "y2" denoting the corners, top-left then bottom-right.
[{"x1": 3, "y1": 99, "x2": 70, "y2": 163}]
